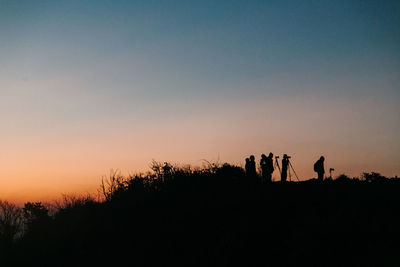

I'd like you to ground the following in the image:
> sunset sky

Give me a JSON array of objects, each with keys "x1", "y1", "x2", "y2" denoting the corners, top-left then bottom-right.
[{"x1": 1, "y1": 0, "x2": 399, "y2": 203}]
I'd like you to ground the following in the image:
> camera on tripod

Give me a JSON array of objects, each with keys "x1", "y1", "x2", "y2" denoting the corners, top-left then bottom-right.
[{"x1": 276, "y1": 154, "x2": 299, "y2": 181}]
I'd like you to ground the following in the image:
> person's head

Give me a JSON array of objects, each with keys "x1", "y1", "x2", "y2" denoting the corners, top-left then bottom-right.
[
  {"x1": 268, "y1": 152, "x2": 273, "y2": 158},
  {"x1": 320, "y1": 156, "x2": 325, "y2": 161},
  {"x1": 250, "y1": 155, "x2": 255, "y2": 161},
  {"x1": 245, "y1": 158, "x2": 250, "y2": 163},
  {"x1": 283, "y1": 154, "x2": 288, "y2": 159},
  {"x1": 261, "y1": 154, "x2": 266, "y2": 159}
]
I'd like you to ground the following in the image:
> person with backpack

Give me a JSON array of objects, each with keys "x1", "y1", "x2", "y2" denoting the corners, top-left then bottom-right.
[
  {"x1": 260, "y1": 154, "x2": 268, "y2": 183},
  {"x1": 260, "y1": 153, "x2": 274, "y2": 183},
  {"x1": 314, "y1": 156, "x2": 325, "y2": 181}
]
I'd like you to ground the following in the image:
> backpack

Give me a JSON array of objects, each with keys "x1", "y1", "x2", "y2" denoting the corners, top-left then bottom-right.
[{"x1": 313, "y1": 161, "x2": 319, "y2": 172}]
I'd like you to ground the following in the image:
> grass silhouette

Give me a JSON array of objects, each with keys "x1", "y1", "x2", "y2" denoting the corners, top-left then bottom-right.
[{"x1": 0, "y1": 162, "x2": 400, "y2": 266}]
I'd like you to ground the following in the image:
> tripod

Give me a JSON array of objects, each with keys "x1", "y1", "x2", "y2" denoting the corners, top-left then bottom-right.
[
  {"x1": 287, "y1": 158, "x2": 300, "y2": 181},
  {"x1": 274, "y1": 156, "x2": 281, "y2": 176}
]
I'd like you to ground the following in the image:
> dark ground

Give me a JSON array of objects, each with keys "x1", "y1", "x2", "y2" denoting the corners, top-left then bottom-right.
[{"x1": 4, "y1": 165, "x2": 400, "y2": 266}]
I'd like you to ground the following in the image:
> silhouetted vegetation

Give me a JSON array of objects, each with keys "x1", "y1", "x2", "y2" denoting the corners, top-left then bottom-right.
[{"x1": 0, "y1": 164, "x2": 400, "y2": 266}]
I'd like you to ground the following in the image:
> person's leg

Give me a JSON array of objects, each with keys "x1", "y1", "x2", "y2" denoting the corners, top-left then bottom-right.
[
  {"x1": 281, "y1": 172, "x2": 287, "y2": 182},
  {"x1": 266, "y1": 173, "x2": 271, "y2": 183}
]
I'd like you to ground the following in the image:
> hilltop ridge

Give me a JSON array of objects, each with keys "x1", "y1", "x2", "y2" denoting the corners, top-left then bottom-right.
[{"x1": 1, "y1": 163, "x2": 399, "y2": 266}]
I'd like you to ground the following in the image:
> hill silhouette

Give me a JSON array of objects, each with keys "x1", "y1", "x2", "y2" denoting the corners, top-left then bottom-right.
[{"x1": 1, "y1": 162, "x2": 400, "y2": 266}]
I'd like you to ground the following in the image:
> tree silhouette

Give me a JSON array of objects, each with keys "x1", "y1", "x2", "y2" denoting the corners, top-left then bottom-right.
[{"x1": 0, "y1": 200, "x2": 23, "y2": 248}]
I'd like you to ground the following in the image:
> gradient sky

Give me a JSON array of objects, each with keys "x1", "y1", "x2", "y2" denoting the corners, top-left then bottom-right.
[{"x1": 1, "y1": 0, "x2": 399, "y2": 203}]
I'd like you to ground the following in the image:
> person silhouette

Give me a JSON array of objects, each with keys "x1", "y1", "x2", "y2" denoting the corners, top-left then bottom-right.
[
  {"x1": 260, "y1": 154, "x2": 268, "y2": 183},
  {"x1": 281, "y1": 154, "x2": 289, "y2": 182},
  {"x1": 314, "y1": 156, "x2": 325, "y2": 181},
  {"x1": 249, "y1": 155, "x2": 257, "y2": 178},
  {"x1": 245, "y1": 158, "x2": 250, "y2": 175},
  {"x1": 266, "y1": 152, "x2": 274, "y2": 183}
]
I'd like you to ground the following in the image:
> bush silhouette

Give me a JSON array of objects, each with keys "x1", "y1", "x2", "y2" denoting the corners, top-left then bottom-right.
[
  {"x1": 2, "y1": 163, "x2": 400, "y2": 267},
  {"x1": 362, "y1": 172, "x2": 387, "y2": 182}
]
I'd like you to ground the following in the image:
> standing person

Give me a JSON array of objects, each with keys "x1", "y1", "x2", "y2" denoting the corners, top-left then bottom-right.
[
  {"x1": 281, "y1": 154, "x2": 289, "y2": 182},
  {"x1": 249, "y1": 155, "x2": 257, "y2": 178},
  {"x1": 245, "y1": 158, "x2": 250, "y2": 175},
  {"x1": 260, "y1": 154, "x2": 268, "y2": 183},
  {"x1": 266, "y1": 153, "x2": 274, "y2": 183},
  {"x1": 314, "y1": 156, "x2": 325, "y2": 181}
]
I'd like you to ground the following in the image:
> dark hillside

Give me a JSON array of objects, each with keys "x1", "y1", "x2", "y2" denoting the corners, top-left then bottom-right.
[{"x1": 4, "y1": 165, "x2": 400, "y2": 266}]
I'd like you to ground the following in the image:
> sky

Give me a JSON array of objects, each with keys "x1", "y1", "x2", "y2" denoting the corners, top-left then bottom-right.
[{"x1": 0, "y1": 0, "x2": 399, "y2": 203}]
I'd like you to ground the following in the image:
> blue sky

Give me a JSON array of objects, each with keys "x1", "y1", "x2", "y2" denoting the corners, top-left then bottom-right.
[{"x1": 0, "y1": 0, "x2": 399, "y2": 201}]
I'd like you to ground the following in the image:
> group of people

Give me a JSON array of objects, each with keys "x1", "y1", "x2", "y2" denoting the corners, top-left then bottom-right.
[{"x1": 245, "y1": 154, "x2": 325, "y2": 182}]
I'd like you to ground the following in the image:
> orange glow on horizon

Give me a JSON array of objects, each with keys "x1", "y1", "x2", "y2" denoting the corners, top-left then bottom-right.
[{"x1": 1, "y1": 97, "x2": 399, "y2": 204}]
